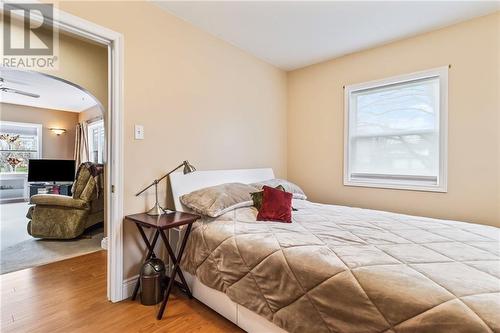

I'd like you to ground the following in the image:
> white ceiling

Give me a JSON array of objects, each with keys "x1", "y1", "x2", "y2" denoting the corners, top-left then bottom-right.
[
  {"x1": 154, "y1": 1, "x2": 499, "y2": 70},
  {"x1": 0, "y1": 67, "x2": 97, "y2": 112}
]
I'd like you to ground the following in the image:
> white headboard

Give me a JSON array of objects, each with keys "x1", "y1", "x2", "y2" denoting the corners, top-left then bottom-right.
[{"x1": 170, "y1": 168, "x2": 274, "y2": 212}]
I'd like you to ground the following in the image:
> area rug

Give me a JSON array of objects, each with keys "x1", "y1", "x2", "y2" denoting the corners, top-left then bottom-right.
[
  {"x1": 1, "y1": 202, "x2": 105, "y2": 274},
  {"x1": 1, "y1": 225, "x2": 104, "y2": 275}
]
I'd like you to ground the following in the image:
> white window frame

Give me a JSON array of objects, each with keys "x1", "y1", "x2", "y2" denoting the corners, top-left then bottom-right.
[
  {"x1": 87, "y1": 119, "x2": 105, "y2": 164},
  {"x1": 343, "y1": 66, "x2": 448, "y2": 192},
  {"x1": 0, "y1": 121, "x2": 43, "y2": 169}
]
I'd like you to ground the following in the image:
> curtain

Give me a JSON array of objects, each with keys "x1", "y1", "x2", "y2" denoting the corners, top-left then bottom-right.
[{"x1": 74, "y1": 123, "x2": 89, "y2": 169}]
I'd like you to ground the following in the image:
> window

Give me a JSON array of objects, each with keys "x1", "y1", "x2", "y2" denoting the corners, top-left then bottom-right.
[
  {"x1": 87, "y1": 120, "x2": 105, "y2": 164},
  {"x1": 0, "y1": 121, "x2": 42, "y2": 173},
  {"x1": 344, "y1": 67, "x2": 448, "y2": 192}
]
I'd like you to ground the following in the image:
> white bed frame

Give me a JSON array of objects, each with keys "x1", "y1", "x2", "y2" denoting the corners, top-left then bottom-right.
[{"x1": 170, "y1": 168, "x2": 287, "y2": 333}]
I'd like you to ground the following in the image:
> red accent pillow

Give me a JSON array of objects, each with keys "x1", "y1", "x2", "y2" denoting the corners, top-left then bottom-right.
[{"x1": 257, "y1": 185, "x2": 293, "y2": 223}]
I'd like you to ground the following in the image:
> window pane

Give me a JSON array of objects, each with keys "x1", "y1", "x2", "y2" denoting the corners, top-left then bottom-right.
[
  {"x1": 350, "y1": 77, "x2": 440, "y2": 178},
  {"x1": 351, "y1": 133, "x2": 438, "y2": 176},
  {"x1": 98, "y1": 126, "x2": 104, "y2": 163},
  {"x1": 0, "y1": 122, "x2": 41, "y2": 173},
  {"x1": 87, "y1": 120, "x2": 104, "y2": 164}
]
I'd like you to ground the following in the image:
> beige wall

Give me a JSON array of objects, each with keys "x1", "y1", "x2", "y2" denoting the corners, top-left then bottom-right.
[
  {"x1": 288, "y1": 13, "x2": 500, "y2": 227},
  {"x1": 54, "y1": 2, "x2": 498, "y2": 282},
  {"x1": 56, "y1": 1, "x2": 288, "y2": 278},
  {"x1": 1, "y1": 103, "x2": 78, "y2": 159},
  {"x1": 4, "y1": 17, "x2": 108, "y2": 110},
  {"x1": 46, "y1": 33, "x2": 108, "y2": 111},
  {"x1": 78, "y1": 106, "x2": 103, "y2": 123}
]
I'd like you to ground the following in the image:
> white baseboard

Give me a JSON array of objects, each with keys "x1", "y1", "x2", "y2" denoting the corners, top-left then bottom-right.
[
  {"x1": 122, "y1": 275, "x2": 138, "y2": 299},
  {"x1": 101, "y1": 236, "x2": 108, "y2": 250}
]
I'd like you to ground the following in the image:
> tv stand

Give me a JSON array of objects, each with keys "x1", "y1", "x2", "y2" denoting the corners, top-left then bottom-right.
[
  {"x1": 29, "y1": 183, "x2": 72, "y2": 197},
  {"x1": 0, "y1": 173, "x2": 28, "y2": 203}
]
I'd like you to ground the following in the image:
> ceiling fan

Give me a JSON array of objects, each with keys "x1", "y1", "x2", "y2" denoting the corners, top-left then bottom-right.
[{"x1": 0, "y1": 77, "x2": 40, "y2": 98}]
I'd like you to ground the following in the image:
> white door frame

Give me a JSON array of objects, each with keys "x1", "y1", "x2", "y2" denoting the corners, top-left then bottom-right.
[
  {"x1": 57, "y1": 8, "x2": 124, "y2": 303},
  {"x1": 58, "y1": 9, "x2": 124, "y2": 303},
  {"x1": 3, "y1": 3, "x2": 126, "y2": 302}
]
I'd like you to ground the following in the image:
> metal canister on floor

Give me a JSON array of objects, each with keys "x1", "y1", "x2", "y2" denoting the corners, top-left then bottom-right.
[{"x1": 140, "y1": 258, "x2": 166, "y2": 305}]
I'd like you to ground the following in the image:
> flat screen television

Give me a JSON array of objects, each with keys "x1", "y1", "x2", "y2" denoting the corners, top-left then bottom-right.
[{"x1": 28, "y1": 159, "x2": 76, "y2": 183}]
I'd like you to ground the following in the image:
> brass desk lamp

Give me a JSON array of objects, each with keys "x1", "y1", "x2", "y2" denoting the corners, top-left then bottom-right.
[{"x1": 135, "y1": 160, "x2": 196, "y2": 215}]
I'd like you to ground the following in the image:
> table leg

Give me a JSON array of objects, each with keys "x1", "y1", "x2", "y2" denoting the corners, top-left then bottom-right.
[
  {"x1": 131, "y1": 225, "x2": 160, "y2": 301},
  {"x1": 156, "y1": 224, "x2": 193, "y2": 320},
  {"x1": 161, "y1": 228, "x2": 193, "y2": 298}
]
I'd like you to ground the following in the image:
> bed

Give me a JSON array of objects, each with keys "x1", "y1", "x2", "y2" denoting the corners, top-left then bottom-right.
[{"x1": 170, "y1": 168, "x2": 500, "y2": 333}]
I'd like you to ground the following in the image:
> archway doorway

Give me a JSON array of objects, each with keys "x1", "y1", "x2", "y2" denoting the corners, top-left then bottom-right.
[
  {"x1": 0, "y1": 67, "x2": 108, "y2": 273},
  {"x1": 2, "y1": 4, "x2": 124, "y2": 302}
]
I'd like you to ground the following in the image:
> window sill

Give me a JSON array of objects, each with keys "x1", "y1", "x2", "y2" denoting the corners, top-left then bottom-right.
[
  {"x1": 0, "y1": 172, "x2": 28, "y2": 176},
  {"x1": 344, "y1": 179, "x2": 447, "y2": 193}
]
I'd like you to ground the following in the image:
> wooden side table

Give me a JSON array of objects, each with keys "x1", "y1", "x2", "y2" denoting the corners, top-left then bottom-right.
[{"x1": 125, "y1": 211, "x2": 199, "y2": 320}]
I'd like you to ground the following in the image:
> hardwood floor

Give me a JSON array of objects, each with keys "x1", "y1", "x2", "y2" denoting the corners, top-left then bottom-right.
[{"x1": 1, "y1": 251, "x2": 244, "y2": 333}]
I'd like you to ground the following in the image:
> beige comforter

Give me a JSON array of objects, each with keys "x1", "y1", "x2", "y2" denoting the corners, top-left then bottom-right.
[{"x1": 181, "y1": 200, "x2": 500, "y2": 333}]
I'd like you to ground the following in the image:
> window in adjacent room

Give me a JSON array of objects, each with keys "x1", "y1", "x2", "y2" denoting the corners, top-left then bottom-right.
[
  {"x1": 344, "y1": 67, "x2": 448, "y2": 192},
  {"x1": 87, "y1": 119, "x2": 105, "y2": 164},
  {"x1": 0, "y1": 121, "x2": 42, "y2": 173},
  {"x1": 0, "y1": 121, "x2": 42, "y2": 202}
]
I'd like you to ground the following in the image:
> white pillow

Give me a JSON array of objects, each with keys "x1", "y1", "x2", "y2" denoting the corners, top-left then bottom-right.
[{"x1": 250, "y1": 179, "x2": 307, "y2": 200}]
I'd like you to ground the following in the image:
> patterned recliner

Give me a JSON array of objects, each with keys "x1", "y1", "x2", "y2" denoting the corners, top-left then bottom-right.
[{"x1": 26, "y1": 162, "x2": 104, "y2": 239}]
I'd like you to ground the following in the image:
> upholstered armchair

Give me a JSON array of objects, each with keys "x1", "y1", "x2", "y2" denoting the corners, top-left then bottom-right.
[{"x1": 27, "y1": 162, "x2": 104, "y2": 239}]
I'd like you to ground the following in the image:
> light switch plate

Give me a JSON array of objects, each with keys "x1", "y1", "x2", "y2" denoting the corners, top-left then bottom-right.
[{"x1": 134, "y1": 125, "x2": 144, "y2": 140}]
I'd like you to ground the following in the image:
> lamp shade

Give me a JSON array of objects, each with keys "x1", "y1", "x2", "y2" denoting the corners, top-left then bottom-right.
[{"x1": 183, "y1": 160, "x2": 196, "y2": 174}]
